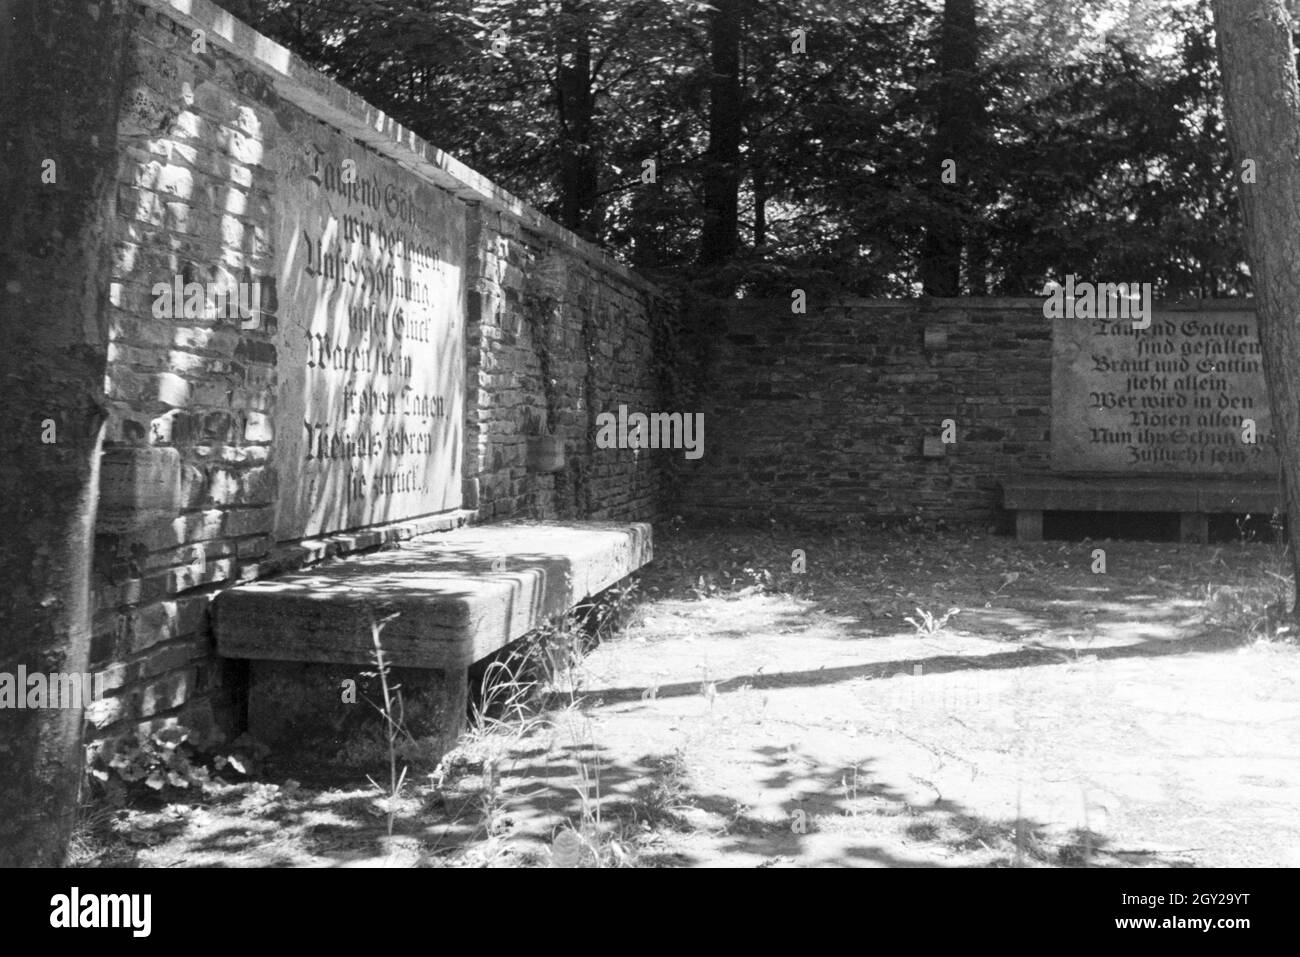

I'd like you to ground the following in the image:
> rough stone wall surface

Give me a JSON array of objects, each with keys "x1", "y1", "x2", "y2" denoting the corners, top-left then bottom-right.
[
  {"x1": 462, "y1": 208, "x2": 671, "y2": 524},
  {"x1": 89, "y1": 1, "x2": 671, "y2": 743},
  {"x1": 675, "y1": 299, "x2": 1053, "y2": 526}
]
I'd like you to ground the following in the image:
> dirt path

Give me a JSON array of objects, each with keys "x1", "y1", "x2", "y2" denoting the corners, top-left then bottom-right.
[{"x1": 89, "y1": 527, "x2": 1300, "y2": 868}]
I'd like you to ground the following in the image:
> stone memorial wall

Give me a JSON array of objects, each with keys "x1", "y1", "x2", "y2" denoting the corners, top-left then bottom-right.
[
  {"x1": 270, "y1": 138, "x2": 465, "y2": 539},
  {"x1": 1051, "y1": 307, "x2": 1276, "y2": 475},
  {"x1": 675, "y1": 299, "x2": 1054, "y2": 524},
  {"x1": 677, "y1": 298, "x2": 1273, "y2": 527},
  {"x1": 86, "y1": 0, "x2": 676, "y2": 742}
]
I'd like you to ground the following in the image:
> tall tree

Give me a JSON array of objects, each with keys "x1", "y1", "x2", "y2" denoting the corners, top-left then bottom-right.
[
  {"x1": 920, "y1": 0, "x2": 984, "y2": 296},
  {"x1": 556, "y1": 1, "x2": 599, "y2": 238},
  {"x1": 1213, "y1": 0, "x2": 1300, "y2": 614},
  {"x1": 698, "y1": 0, "x2": 742, "y2": 269},
  {"x1": 0, "y1": 0, "x2": 127, "y2": 865},
  {"x1": 247, "y1": 1, "x2": 1244, "y2": 298}
]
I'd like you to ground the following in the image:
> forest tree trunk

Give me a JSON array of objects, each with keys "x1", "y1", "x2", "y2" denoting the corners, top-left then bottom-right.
[
  {"x1": 0, "y1": 0, "x2": 128, "y2": 864},
  {"x1": 920, "y1": 0, "x2": 982, "y2": 297},
  {"x1": 698, "y1": 0, "x2": 742, "y2": 270},
  {"x1": 557, "y1": 0, "x2": 598, "y2": 239},
  {"x1": 1213, "y1": 0, "x2": 1300, "y2": 613}
]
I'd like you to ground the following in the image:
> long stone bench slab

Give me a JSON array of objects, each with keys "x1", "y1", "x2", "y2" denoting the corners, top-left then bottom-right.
[
  {"x1": 216, "y1": 520, "x2": 652, "y2": 668},
  {"x1": 212, "y1": 520, "x2": 652, "y2": 758},
  {"x1": 1002, "y1": 475, "x2": 1280, "y2": 542}
]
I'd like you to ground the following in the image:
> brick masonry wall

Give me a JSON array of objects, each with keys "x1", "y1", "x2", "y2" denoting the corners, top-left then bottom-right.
[
  {"x1": 675, "y1": 299, "x2": 1053, "y2": 526},
  {"x1": 463, "y1": 210, "x2": 674, "y2": 524},
  {"x1": 87, "y1": 0, "x2": 675, "y2": 744}
]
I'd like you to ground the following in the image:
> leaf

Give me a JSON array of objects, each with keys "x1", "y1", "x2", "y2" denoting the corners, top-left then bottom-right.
[
  {"x1": 610, "y1": 840, "x2": 630, "y2": 866},
  {"x1": 146, "y1": 770, "x2": 166, "y2": 790},
  {"x1": 153, "y1": 726, "x2": 189, "y2": 748}
]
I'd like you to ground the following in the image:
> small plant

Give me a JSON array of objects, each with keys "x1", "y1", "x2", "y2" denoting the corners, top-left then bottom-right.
[
  {"x1": 699, "y1": 666, "x2": 718, "y2": 714},
  {"x1": 531, "y1": 617, "x2": 586, "y2": 702},
  {"x1": 66, "y1": 801, "x2": 120, "y2": 866},
  {"x1": 1203, "y1": 506, "x2": 1295, "y2": 641},
  {"x1": 841, "y1": 765, "x2": 863, "y2": 817},
  {"x1": 904, "y1": 606, "x2": 960, "y2": 637},
  {"x1": 573, "y1": 579, "x2": 640, "y2": 645},
  {"x1": 428, "y1": 581, "x2": 644, "y2": 865},
  {"x1": 552, "y1": 709, "x2": 636, "y2": 868},
  {"x1": 90, "y1": 726, "x2": 206, "y2": 796},
  {"x1": 427, "y1": 645, "x2": 551, "y2": 824},
  {"x1": 690, "y1": 573, "x2": 720, "y2": 599},
  {"x1": 637, "y1": 749, "x2": 693, "y2": 827},
  {"x1": 470, "y1": 651, "x2": 551, "y2": 736},
  {"x1": 85, "y1": 725, "x2": 266, "y2": 805},
  {"x1": 361, "y1": 612, "x2": 408, "y2": 843}
]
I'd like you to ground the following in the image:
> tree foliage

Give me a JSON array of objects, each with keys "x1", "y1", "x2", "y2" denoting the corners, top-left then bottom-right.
[{"x1": 235, "y1": 0, "x2": 1244, "y2": 298}]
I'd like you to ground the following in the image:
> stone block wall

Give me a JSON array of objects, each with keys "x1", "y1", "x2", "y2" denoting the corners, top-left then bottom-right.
[
  {"x1": 675, "y1": 298, "x2": 1053, "y2": 526},
  {"x1": 463, "y1": 210, "x2": 674, "y2": 523}
]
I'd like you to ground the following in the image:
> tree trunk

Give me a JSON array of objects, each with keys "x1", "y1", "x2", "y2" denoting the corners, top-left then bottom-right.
[
  {"x1": 557, "y1": 0, "x2": 598, "y2": 239},
  {"x1": 631, "y1": 173, "x2": 661, "y2": 269},
  {"x1": 920, "y1": 0, "x2": 982, "y2": 297},
  {"x1": 1213, "y1": 0, "x2": 1300, "y2": 613},
  {"x1": 0, "y1": 0, "x2": 127, "y2": 865},
  {"x1": 698, "y1": 0, "x2": 742, "y2": 269}
]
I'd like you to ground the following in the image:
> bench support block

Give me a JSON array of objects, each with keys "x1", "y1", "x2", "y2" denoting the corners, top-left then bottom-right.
[
  {"x1": 247, "y1": 660, "x2": 468, "y2": 767},
  {"x1": 1179, "y1": 512, "x2": 1209, "y2": 543},
  {"x1": 1016, "y1": 510, "x2": 1043, "y2": 542}
]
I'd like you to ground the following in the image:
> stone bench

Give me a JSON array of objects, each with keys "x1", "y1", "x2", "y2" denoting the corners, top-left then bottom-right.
[
  {"x1": 213, "y1": 520, "x2": 652, "y2": 758},
  {"x1": 1002, "y1": 475, "x2": 1280, "y2": 542}
]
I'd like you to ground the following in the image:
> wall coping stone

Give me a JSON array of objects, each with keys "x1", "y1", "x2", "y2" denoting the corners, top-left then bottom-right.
[{"x1": 733, "y1": 297, "x2": 1257, "y2": 311}]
